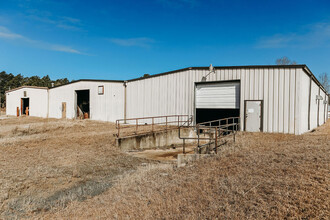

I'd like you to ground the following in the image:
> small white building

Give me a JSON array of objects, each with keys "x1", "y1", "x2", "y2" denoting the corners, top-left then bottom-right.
[
  {"x1": 5, "y1": 86, "x2": 48, "y2": 118},
  {"x1": 5, "y1": 64, "x2": 329, "y2": 135}
]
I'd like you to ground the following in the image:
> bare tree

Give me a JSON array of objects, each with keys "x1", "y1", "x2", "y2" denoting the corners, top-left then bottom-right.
[
  {"x1": 276, "y1": 56, "x2": 297, "y2": 65},
  {"x1": 319, "y1": 72, "x2": 329, "y2": 93}
]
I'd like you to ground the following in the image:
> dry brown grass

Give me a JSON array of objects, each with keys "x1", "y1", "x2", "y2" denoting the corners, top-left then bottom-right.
[
  {"x1": 0, "y1": 117, "x2": 151, "y2": 219},
  {"x1": 0, "y1": 108, "x2": 6, "y2": 117},
  {"x1": 1, "y1": 117, "x2": 329, "y2": 219},
  {"x1": 36, "y1": 121, "x2": 330, "y2": 219}
]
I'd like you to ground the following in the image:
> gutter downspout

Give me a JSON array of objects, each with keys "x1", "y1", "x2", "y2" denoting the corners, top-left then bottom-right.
[{"x1": 124, "y1": 81, "x2": 127, "y2": 124}]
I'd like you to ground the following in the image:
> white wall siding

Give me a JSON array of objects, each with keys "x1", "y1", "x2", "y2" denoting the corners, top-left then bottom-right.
[
  {"x1": 49, "y1": 81, "x2": 124, "y2": 122},
  {"x1": 126, "y1": 67, "x2": 315, "y2": 134},
  {"x1": 289, "y1": 69, "x2": 296, "y2": 134},
  {"x1": 6, "y1": 88, "x2": 48, "y2": 118},
  {"x1": 298, "y1": 69, "x2": 329, "y2": 134},
  {"x1": 273, "y1": 69, "x2": 279, "y2": 132},
  {"x1": 294, "y1": 69, "x2": 301, "y2": 135},
  {"x1": 309, "y1": 80, "x2": 319, "y2": 130},
  {"x1": 126, "y1": 70, "x2": 193, "y2": 119},
  {"x1": 319, "y1": 89, "x2": 326, "y2": 125},
  {"x1": 5, "y1": 66, "x2": 327, "y2": 134},
  {"x1": 299, "y1": 70, "x2": 310, "y2": 134}
]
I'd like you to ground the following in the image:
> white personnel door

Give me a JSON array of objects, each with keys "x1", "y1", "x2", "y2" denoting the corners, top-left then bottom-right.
[{"x1": 245, "y1": 101, "x2": 262, "y2": 132}]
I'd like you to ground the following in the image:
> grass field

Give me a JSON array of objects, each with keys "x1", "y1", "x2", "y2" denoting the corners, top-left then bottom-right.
[
  {"x1": 0, "y1": 117, "x2": 152, "y2": 219},
  {"x1": 0, "y1": 117, "x2": 329, "y2": 219}
]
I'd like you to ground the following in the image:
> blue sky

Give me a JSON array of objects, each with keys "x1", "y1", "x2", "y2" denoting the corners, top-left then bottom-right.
[{"x1": 0, "y1": 0, "x2": 330, "y2": 81}]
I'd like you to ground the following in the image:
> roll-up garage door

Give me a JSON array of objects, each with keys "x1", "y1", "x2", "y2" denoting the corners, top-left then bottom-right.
[{"x1": 195, "y1": 82, "x2": 240, "y2": 109}]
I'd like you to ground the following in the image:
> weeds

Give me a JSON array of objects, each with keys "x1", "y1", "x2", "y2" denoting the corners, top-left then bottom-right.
[
  {"x1": 1, "y1": 117, "x2": 329, "y2": 219},
  {"x1": 42, "y1": 121, "x2": 329, "y2": 219}
]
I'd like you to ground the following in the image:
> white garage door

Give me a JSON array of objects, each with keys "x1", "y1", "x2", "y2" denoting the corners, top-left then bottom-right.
[{"x1": 195, "y1": 82, "x2": 240, "y2": 109}]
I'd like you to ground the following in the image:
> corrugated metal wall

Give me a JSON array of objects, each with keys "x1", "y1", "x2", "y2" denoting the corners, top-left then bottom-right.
[
  {"x1": 6, "y1": 88, "x2": 48, "y2": 118},
  {"x1": 49, "y1": 81, "x2": 124, "y2": 122},
  {"x1": 5, "y1": 66, "x2": 327, "y2": 134},
  {"x1": 126, "y1": 67, "x2": 327, "y2": 135}
]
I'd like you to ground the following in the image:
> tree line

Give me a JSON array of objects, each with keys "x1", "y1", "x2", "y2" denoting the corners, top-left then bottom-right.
[{"x1": 0, "y1": 71, "x2": 70, "y2": 107}]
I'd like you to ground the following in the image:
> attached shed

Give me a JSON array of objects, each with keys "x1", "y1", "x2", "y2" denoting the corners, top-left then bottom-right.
[{"x1": 48, "y1": 80, "x2": 124, "y2": 121}]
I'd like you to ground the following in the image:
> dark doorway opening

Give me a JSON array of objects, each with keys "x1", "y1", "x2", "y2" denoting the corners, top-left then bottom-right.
[
  {"x1": 196, "y1": 108, "x2": 240, "y2": 126},
  {"x1": 76, "y1": 90, "x2": 90, "y2": 119},
  {"x1": 21, "y1": 98, "x2": 30, "y2": 115}
]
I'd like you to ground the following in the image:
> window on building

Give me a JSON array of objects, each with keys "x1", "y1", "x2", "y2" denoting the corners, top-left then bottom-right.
[{"x1": 98, "y1": 86, "x2": 104, "y2": 95}]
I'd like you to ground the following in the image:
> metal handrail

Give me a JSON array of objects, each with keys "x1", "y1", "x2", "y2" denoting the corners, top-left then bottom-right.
[
  {"x1": 198, "y1": 117, "x2": 240, "y2": 127},
  {"x1": 179, "y1": 117, "x2": 240, "y2": 154},
  {"x1": 116, "y1": 115, "x2": 193, "y2": 137}
]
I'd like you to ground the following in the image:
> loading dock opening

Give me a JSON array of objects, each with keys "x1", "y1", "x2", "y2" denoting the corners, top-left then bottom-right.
[
  {"x1": 76, "y1": 90, "x2": 90, "y2": 119},
  {"x1": 195, "y1": 81, "x2": 240, "y2": 126},
  {"x1": 21, "y1": 98, "x2": 29, "y2": 115},
  {"x1": 196, "y1": 109, "x2": 240, "y2": 124}
]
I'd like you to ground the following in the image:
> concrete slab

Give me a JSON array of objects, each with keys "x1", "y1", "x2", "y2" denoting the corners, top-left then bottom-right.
[{"x1": 116, "y1": 127, "x2": 197, "y2": 151}]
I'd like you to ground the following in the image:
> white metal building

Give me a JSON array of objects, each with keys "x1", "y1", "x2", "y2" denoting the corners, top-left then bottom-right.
[
  {"x1": 5, "y1": 64, "x2": 328, "y2": 135},
  {"x1": 48, "y1": 80, "x2": 124, "y2": 122},
  {"x1": 6, "y1": 86, "x2": 48, "y2": 118}
]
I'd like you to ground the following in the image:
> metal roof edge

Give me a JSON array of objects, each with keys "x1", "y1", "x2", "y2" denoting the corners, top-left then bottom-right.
[
  {"x1": 302, "y1": 66, "x2": 328, "y2": 95},
  {"x1": 50, "y1": 79, "x2": 124, "y2": 89},
  {"x1": 127, "y1": 67, "x2": 193, "y2": 82},
  {"x1": 127, "y1": 64, "x2": 308, "y2": 82},
  {"x1": 7, "y1": 65, "x2": 327, "y2": 96},
  {"x1": 5, "y1": 86, "x2": 48, "y2": 93}
]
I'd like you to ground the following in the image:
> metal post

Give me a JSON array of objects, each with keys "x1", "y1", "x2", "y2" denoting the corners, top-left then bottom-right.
[
  {"x1": 183, "y1": 139, "x2": 185, "y2": 154},
  {"x1": 215, "y1": 128, "x2": 218, "y2": 154},
  {"x1": 232, "y1": 118, "x2": 234, "y2": 133},
  {"x1": 118, "y1": 123, "x2": 120, "y2": 137},
  {"x1": 233, "y1": 119, "x2": 235, "y2": 142},
  {"x1": 238, "y1": 118, "x2": 240, "y2": 131},
  {"x1": 197, "y1": 125, "x2": 200, "y2": 154}
]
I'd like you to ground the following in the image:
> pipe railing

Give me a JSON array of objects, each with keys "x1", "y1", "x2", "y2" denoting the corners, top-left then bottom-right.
[
  {"x1": 179, "y1": 117, "x2": 240, "y2": 154},
  {"x1": 116, "y1": 115, "x2": 193, "y2": 137}
]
